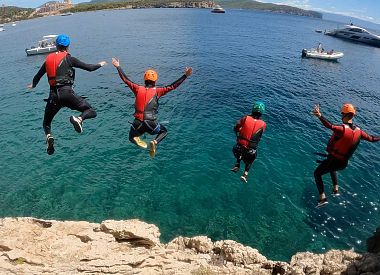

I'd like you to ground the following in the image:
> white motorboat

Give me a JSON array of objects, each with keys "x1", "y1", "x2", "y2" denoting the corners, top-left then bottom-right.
[
  {"x1": 0, "y1": 24, "x2": 4, "y2": 32},
  {"x1": 11, "y1": 22, "x2": 16, "y2": 27},
  {"x1": 301, "y1": 48, "x2": 344, "y2": 61},
  {"x1": 325, "y1": 24, "x2": 380, "y2": 47},
  {"x1": 61, "y1": 12, "x2": 73, "y2": 16},
  {"x1": 25, "y1": 35, "x2": 58, "y2": 56},
  {"x1": 211, "y1": 5, "x2": 225, "y2": 13}
]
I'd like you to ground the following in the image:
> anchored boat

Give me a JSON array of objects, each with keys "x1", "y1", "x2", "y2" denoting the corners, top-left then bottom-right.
[
  {"x1": 211, "y1": 5, "x2": 225, "y2": 13},
  {"x1": 325, "y1": 24, "x2": 380, "y2": 47},
  {"x1": 301, "y1": 49, "x2": 344, "y2": 61},
  {"x1": 25, "y1": 35, "x2": 58, "y2": 56}
]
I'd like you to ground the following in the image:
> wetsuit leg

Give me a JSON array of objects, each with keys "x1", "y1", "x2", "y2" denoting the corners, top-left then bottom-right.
[
  {"x1": 242, "y1": 149, "x2": 257, "y2": 173},
  {"x1": 232, "y1": 144, "x2": 243, "y2": 165},
  {"x1": 129, "y1": 119, "x2": 147, "y2": 144},
  {"x1": 58, "y1": 86, "x2": 97, "y2": 120},
  {"x1": 145, "y1": 121, "x2": 167, "y2": 144},
  {"x1": 330, "y1": 171, "x2": 338, "y2": 187},
  {"x1": 43, "y1": 90, "x2": 61, "y2": 135},
  {"x1": 314, "y1": 157, "x2": 347, "y2": 195}
]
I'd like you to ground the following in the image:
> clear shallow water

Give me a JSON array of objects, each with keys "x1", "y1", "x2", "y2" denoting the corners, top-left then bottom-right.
[{"x1": 0, "y1": 9, "x2": 380, "y2": 261}]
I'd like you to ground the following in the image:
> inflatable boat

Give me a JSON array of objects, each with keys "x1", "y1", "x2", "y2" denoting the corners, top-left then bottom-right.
[{"x1": 301, "y1": 49, "x2": 344, "y2": 61}]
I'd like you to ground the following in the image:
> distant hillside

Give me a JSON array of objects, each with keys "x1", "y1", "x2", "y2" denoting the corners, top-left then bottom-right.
[
  {"x1": 0, "y1": 6, "x2": 35, "y2": 24},
  {"x1": 84, "y1": 0, "x2": 322, "y2": 18},
  {"x1": 217, "y1": 0, "x2": 322, "y2": 18},
  {"x1": 64, "y1": 0, "x2": 212, "y2": 13}
]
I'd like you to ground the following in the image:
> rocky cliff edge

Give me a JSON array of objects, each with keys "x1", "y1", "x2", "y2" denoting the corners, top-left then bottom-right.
[{"x1": 0, "y1": 218, "x2": 379, "y2": 274}]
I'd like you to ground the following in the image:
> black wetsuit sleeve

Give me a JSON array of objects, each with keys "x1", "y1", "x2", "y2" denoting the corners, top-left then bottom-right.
[
  {"x1": 166, "y1": 75, "x2": 187, "y2": 88},
  {"x1": 156, "y1": 75, "x2": 187, "y2": 97},
  {"x1": 69, "y1": 56, "x2": 101, "y2": 71},
  {"x1": 32, "y1": 62, "x2": 47, "y2": 88}
]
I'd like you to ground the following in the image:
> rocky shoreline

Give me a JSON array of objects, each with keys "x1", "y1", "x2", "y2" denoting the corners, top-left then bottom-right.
[{"x1": 0, "y1": 218, "x2": 379, "y2": 274}]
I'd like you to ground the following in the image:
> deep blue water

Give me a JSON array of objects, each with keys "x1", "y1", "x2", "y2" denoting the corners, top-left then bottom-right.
[{"x1": 0, "y1": 8, "x2": 380, "y2": 261}]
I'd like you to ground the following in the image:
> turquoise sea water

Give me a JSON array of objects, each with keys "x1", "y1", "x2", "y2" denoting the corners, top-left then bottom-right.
[{"x1": 0, "y1": 8, "x2": 380, "y2": 261}]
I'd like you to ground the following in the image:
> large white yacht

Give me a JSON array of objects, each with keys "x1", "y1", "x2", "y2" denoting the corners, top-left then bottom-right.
[{"x1": 325, "y1": 24, "x2": 380, "y2": 47}]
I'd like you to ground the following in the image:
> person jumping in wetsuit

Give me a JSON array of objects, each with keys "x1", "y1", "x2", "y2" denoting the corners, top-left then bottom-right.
[
  {"x1": 111, "y1": 57, "x2": 192, "y2": 157},
  {"x1": 28, "y1": 34, "x2": 107, "y2": 155},
  {"x1": 231, "y1": 101, "x2": 267, "y2": 183},
  {"x1": 313, "y1": 103, "x2": 380, "y2": 207}
]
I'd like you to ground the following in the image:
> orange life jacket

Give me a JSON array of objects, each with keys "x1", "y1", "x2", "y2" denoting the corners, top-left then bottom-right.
[
  {"x1": 45, "y1": 52, "x2": 74, "y2": 86},
  {"x1": 237, "y1": 116, "x2": 266, "y2": 149},
  {"x1": 327, "y1": 125, "x2": 361, "y2": 160}
]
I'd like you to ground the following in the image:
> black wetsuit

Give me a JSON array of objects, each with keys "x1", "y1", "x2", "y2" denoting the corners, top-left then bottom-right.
[
  {"x1": 32, "y1": 54, "x2": 101, "y2": 135},
  {"x1": 314, "y1": 116, "x2": 380, "y2": 195}
]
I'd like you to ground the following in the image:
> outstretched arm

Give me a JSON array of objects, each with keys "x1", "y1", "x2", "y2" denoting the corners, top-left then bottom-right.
[
  {"x1": 112, "y1": 57, "x2": 139, "y2": 92},
  {"x1": 360, "y1": 130, "x2": 380, "y2": 142},
  {"x1": 28, "y1": 62, "x2": 47, "y2": 89},
  {"x1": 70, "y1": 56, "x2": 106, "y2": 72},
  {"x1": 312, "y1": 104, "x2": 344, "y2": 133},
  {"x1": 156, "y1": 67, "x2": 192, "y2": 97}
]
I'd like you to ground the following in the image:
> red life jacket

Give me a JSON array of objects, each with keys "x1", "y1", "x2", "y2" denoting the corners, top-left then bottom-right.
[
  {"x1": 45, "y1": 52, "x2": 74, "y2": 86},
  {"x1": 134, "y1": 87, "x2": 159, "y2": 121},
  {"x1": 237, "y1": 116, "x2": 266, "y2": 149},
  {"x1": 327, "y1": 125, "x2": 361, "y2": 160}
]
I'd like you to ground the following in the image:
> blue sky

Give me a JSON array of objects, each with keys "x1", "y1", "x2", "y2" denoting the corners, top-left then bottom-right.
[{"x1": 2, "y1": 0, "x2": 380, "y2": 24}]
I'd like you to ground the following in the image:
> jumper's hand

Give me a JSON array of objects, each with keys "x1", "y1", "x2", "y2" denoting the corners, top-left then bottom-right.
[
  {"x1": 27, "y1": 84, "x2": 33, "y2": 90},
  {"x1": 185, "y1": 67, "x2": 193, "y2": 77},
  {"x1": 99, "y1": 61, "x2": 107, "y2": 67},
  {"x1": 112, "y1": 58, "x2": 120, "y2": 68},
  {"x1": 313, "y1": 104, "x2": 322, "y2": 118}
]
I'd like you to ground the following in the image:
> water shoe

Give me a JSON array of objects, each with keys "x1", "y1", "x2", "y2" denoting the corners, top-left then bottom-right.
[
  {"x1": 316, "y1": 198, "x2": 328, "y2": 208},
  {"x1": 46, "y1": 134, "x2": 55, "y2": 155},
  {"x1": 70, "y1": 116, "x2": 83, "y2": 133},
  {"x1": 150, "y1": 141, "x2": 156, "y2": 158},
  {"x1": 133, "y1": 137, "x2": 147, "y2": 149}
]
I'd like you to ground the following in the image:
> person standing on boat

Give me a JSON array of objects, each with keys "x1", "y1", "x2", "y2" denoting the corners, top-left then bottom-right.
[
  {"x1": 28, "y1": 34, "x2": 107, "y2": 155},
  {"x1": 312, "y1": 103, "x2": 380, "y2": 207},
  {"x1": 111, "y1": 57, "x2": 192, "y2": 157},
  {"x1": 231, "y1": 101, "x2": 266, "y2": 183},
  {"x1": 317, "y1": 43, "x2": 322, "y2": 53}
]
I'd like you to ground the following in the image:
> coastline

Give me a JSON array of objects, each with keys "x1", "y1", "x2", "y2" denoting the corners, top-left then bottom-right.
[
  {"x1": 0, "y1": 0, "x2": 322, "y2": 25},
  {"x1": 0, "y1": 217, "x2": 379, "y2": 274}
]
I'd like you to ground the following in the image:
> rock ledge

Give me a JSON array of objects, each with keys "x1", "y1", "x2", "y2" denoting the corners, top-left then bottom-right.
[{"x1": 0, "y1": 217, "x2": 379, "y2": 274}]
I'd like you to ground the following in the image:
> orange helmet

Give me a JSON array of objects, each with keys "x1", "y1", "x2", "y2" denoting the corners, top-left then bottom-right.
[
  {"x1": 144, "y1": 69, "x2": 158, "y2": 82},
  {"x1": 341, "y1": 103, "x2": 356, "y2": 115}
]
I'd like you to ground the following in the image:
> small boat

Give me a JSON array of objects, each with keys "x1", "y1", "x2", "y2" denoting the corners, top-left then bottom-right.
[
  {"x1": 11, "y1": 22, "x2": 16, "y2": 27},
  {"x1": 0, "y1": 24, "x2": 4, "y2": 32},
  {"x1": 61, "y1": 12, "x2": 73, "y2": 16},
  {"x1": 211, "y1": 5, "x2": 225, "y2": 13},
  {"x1": 315, "y1": 29, "x2": 323, "y2": 33},
  {"x1": 325, "y1": 24, "x2": 380, "y2": 47},
  {"x1": 301, "y1": 48, "x2": 344, "y2": 61},
  {"x1": 25, "y1": 35, "x2": 58, "y2": 56}
]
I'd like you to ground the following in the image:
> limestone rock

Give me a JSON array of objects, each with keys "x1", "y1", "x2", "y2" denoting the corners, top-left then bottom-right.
[
  {"x1": 167, "y1": 236, "x2": 213, "y2": 253},
  {"x1": 0, "y1": 217, "x2": 378, "y2": 275},
  {"x1": 213, "y1": 240, "x2": 267, "y2": 265},
  {"x1": 100, "y1": 219, "x2": 161, "y2": 248}
]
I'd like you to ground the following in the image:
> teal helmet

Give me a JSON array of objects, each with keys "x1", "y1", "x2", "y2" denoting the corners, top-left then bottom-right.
[{"x1": 252, "y1": 101, "x2": 265, "y2": 115}]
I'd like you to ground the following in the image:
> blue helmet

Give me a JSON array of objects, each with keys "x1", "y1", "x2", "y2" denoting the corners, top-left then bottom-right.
[{"x1": 56, "y1": 34, "x2": 70, "y2": 47}]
